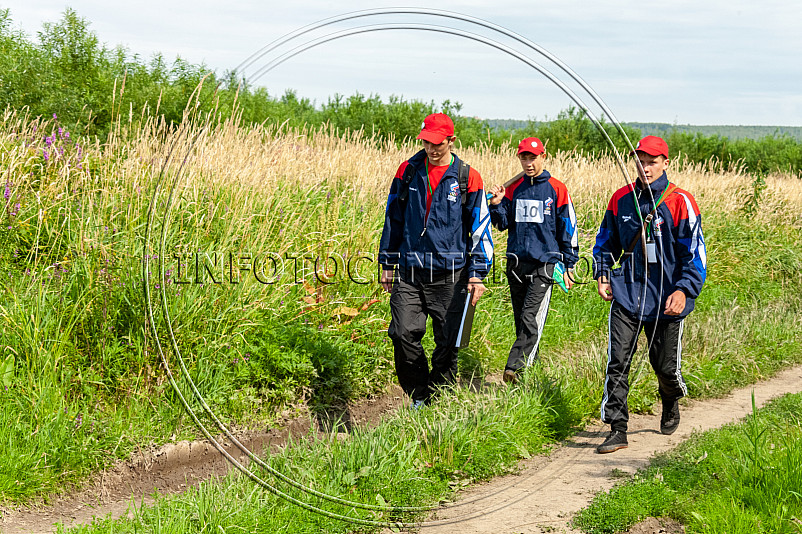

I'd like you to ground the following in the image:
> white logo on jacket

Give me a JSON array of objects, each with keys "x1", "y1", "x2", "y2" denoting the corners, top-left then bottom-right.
[
  {"x1": 447, "y1": 181, "x2": 459, "y2": 202},
  {"x1": 544, "y1": 197, "x2": 553, "y2": 216}
]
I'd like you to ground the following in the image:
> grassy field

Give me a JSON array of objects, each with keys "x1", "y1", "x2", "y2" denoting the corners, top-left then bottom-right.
[
  {"x1": 573, "y1": 391, "x2": 802, "y2": 534},
  {"x1": 1, "y1": 104, "x2": 801, "y2": 530}
]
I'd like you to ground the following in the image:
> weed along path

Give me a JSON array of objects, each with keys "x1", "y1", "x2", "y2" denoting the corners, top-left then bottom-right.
[
  {"x1": 2, "y1": 367, "x2": 802, "y2": 534},
  {"x1": 412, "y1": 364, "x2": 802, "y2": 534},
  {"x1": 0, "y1": 389, "x2": 407, "y2": 534}
]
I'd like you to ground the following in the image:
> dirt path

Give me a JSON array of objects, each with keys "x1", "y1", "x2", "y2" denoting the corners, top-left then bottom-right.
[
  {"x1": 0, "y1": 386, "x2": 407, "y2": 534},
  {"x1": 3, "y1": 366, "x2": 801, "y2": 534},
  {"x1": 411, "y1": 364, "x2": 802, "y2": 534}
]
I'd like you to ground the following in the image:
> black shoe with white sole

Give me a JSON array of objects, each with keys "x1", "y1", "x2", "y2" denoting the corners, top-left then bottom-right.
[{"x1": 597, "y1": 431, "x2": 628, "y2": 454}]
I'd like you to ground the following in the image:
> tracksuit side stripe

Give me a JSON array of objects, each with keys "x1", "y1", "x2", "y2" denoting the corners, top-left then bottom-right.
[
  {"x1": 525, "y1": 285, "x2": 553, "y2": 367},
  {"x1": 676, "y1": 319, "x2": 688, "y2": 396},
  {"x1": 678, "y1": 192, "x2": 708, "y2": 273},
  {"x1": 600, "y1": 303, "x2": 613, "y2": 421}
]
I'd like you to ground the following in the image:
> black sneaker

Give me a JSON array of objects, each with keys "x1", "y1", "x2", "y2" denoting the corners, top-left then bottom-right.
[
  {"x1": 503, "y1": 369, "x2": 518, "y2": 385},
  {"x1": 661, "y1": 399, "x2": 680, "y2": 435},
  {"x1": 597, "y1": 431, "x2": 628, "y2": 454}
]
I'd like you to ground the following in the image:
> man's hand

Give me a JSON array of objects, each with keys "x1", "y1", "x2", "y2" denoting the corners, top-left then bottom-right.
[
  {"x1": 381, "y1": 269, "x2": 396, "y2": 293},
  {"x1": 564, "y1": 268, "x2": 575, "y2": 290},
  {"x1": 487, "y1": 185, "x2": 505, "y2": 206},
  {"x1": 664, "y1": 289, "x2": 687, "y2": 316},
  {"x1": 467, "y1": 277, "x2": 486, "y2": 305},
  {"x1": 596, "y1": 277, "x2": 613, "y2": 302}
]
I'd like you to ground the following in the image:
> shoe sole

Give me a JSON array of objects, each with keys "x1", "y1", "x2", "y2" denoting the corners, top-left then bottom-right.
[
  {"x1": 661, "y1": 424, "x2": 679, "y2": 435},
  {"x1": 597, "y1": 443, "x2": 628, "y2": 454}
]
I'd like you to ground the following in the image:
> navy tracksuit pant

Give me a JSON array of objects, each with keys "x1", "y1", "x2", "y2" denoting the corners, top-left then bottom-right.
[
  {"x1": 505, "y1": 261, "x2": 554, "y2": 372},
  {"x1": 601, "y1": 301, "x2": 687, "y2": 432},
  {"x1": 388, "y1": 269, "x2": 468, "y2": 402}
]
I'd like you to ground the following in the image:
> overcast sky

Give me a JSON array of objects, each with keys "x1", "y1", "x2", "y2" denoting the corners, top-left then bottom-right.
[{"x1": 3, "y1": 0, "x2": 801, "y2": 126}]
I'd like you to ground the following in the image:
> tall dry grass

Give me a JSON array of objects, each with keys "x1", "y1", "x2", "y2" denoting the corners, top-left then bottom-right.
[
  {"x1": 161, "y1": 113, "x2": 802, "y2": 230},
  {"x1": 8, "y1": 104, "x2": 798, "y2": 243},
  {"x1": 5, "y1": 102, "x2": 800, "y2": 313}
]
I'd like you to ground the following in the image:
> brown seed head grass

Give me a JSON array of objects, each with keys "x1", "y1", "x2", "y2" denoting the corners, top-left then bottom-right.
[{"x1": 3, "y1": 105, "x2": 801, "y2": 286}]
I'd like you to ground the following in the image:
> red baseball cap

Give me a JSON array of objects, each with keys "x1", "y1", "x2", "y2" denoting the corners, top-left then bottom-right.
[
  {"x1": 417, "y1": 113, "x2": 454, "y2": 144},
  {"x1": 517, "y1": 137, "x2": 545, "y2": 156},
  {"x1": 632, "y1": 135, "x2": 669, "y2": 158}
]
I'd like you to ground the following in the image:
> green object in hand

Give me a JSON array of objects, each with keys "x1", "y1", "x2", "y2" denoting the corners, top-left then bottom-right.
[{"x1": 552, "y1": 262, "x2": 569, "y2": 293}]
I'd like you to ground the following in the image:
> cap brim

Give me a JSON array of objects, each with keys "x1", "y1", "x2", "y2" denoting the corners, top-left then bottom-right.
[
  {"x1": 631, "y1": 148, "x2": 666, "y2": 157},
  {"x1": 517, "y1": 147, "x2": 544, "y2": 156},
  {"x1": 417, "y1": 131, "x2": 448, "y2": 144}
]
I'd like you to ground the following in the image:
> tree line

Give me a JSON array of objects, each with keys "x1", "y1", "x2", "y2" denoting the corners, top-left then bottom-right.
[{"x1": 1, "y1": 8, "x2": 799, "y2": 176}]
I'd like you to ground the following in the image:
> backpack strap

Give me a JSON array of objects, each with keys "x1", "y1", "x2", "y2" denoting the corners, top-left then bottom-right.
[
  {"x1": 398, "y1": 155, "x2": 470, "y2": 205},
  {"x1": 396, "y1": 162, "x2": 417, "y2": 204},
  {"x1": 458, "y1": 160, "x2": 470, "y2": 206}
]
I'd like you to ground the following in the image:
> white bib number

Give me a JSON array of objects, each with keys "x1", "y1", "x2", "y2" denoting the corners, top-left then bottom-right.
[{"x1": 515, "y1": 199, "x2": 544, "y2": 223}]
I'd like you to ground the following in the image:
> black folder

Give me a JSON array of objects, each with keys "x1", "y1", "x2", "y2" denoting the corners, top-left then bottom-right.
[{"x1": 455, "y1": 289, "x2": 477, "y2": 348}]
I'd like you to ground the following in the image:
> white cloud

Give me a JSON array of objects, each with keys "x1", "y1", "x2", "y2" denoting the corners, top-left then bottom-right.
[{"x1": 2, "y1": 0, "x2": 800, "y2": 125}]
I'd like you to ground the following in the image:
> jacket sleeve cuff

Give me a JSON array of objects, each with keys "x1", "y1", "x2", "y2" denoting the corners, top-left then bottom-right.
[
  {"x1": 468, "y1": 269, "x2": 488, "y2": 281},
  {"x1": 674, "y1": 280, "x2": 700, "y2": 299}
]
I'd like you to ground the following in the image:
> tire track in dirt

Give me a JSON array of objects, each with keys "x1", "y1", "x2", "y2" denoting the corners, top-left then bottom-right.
[
  {"x1": 3, "y1": 366, "x2": 801, "y2": 534},
  {"x1": 0, "y1": 385, "x2": 406, "y2": 534},
  {"x1": 410, "y1": 364, "x2": 802, "y2": 534}
]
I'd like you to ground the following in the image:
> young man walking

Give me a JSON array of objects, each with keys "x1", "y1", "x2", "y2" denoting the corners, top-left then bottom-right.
[
  {"x1": 593, "y1": 135, "x2": 707, "y2": 453},
  {"x1": 379, "y1": 113, "x2": 494, "y2": 408},
  {"x1": 487, "y1": 137, "x2": 578, "y2": 383}
]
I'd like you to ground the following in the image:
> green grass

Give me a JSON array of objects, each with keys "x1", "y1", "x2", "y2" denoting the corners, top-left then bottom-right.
[
  {"x1": 573, "y1": 392, "x2": 802, "y2": 534},
  {"x1": 61, "y1": 368, "x2": 584, "y2": 533},
  {"x1": 1, "y1": 105, "x2": 801, "y2": 515}
]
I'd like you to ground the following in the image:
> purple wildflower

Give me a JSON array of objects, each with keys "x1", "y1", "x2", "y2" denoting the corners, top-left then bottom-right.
[{"x1": 3, "y1": 182, "x2": 10, "y2": 200}]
